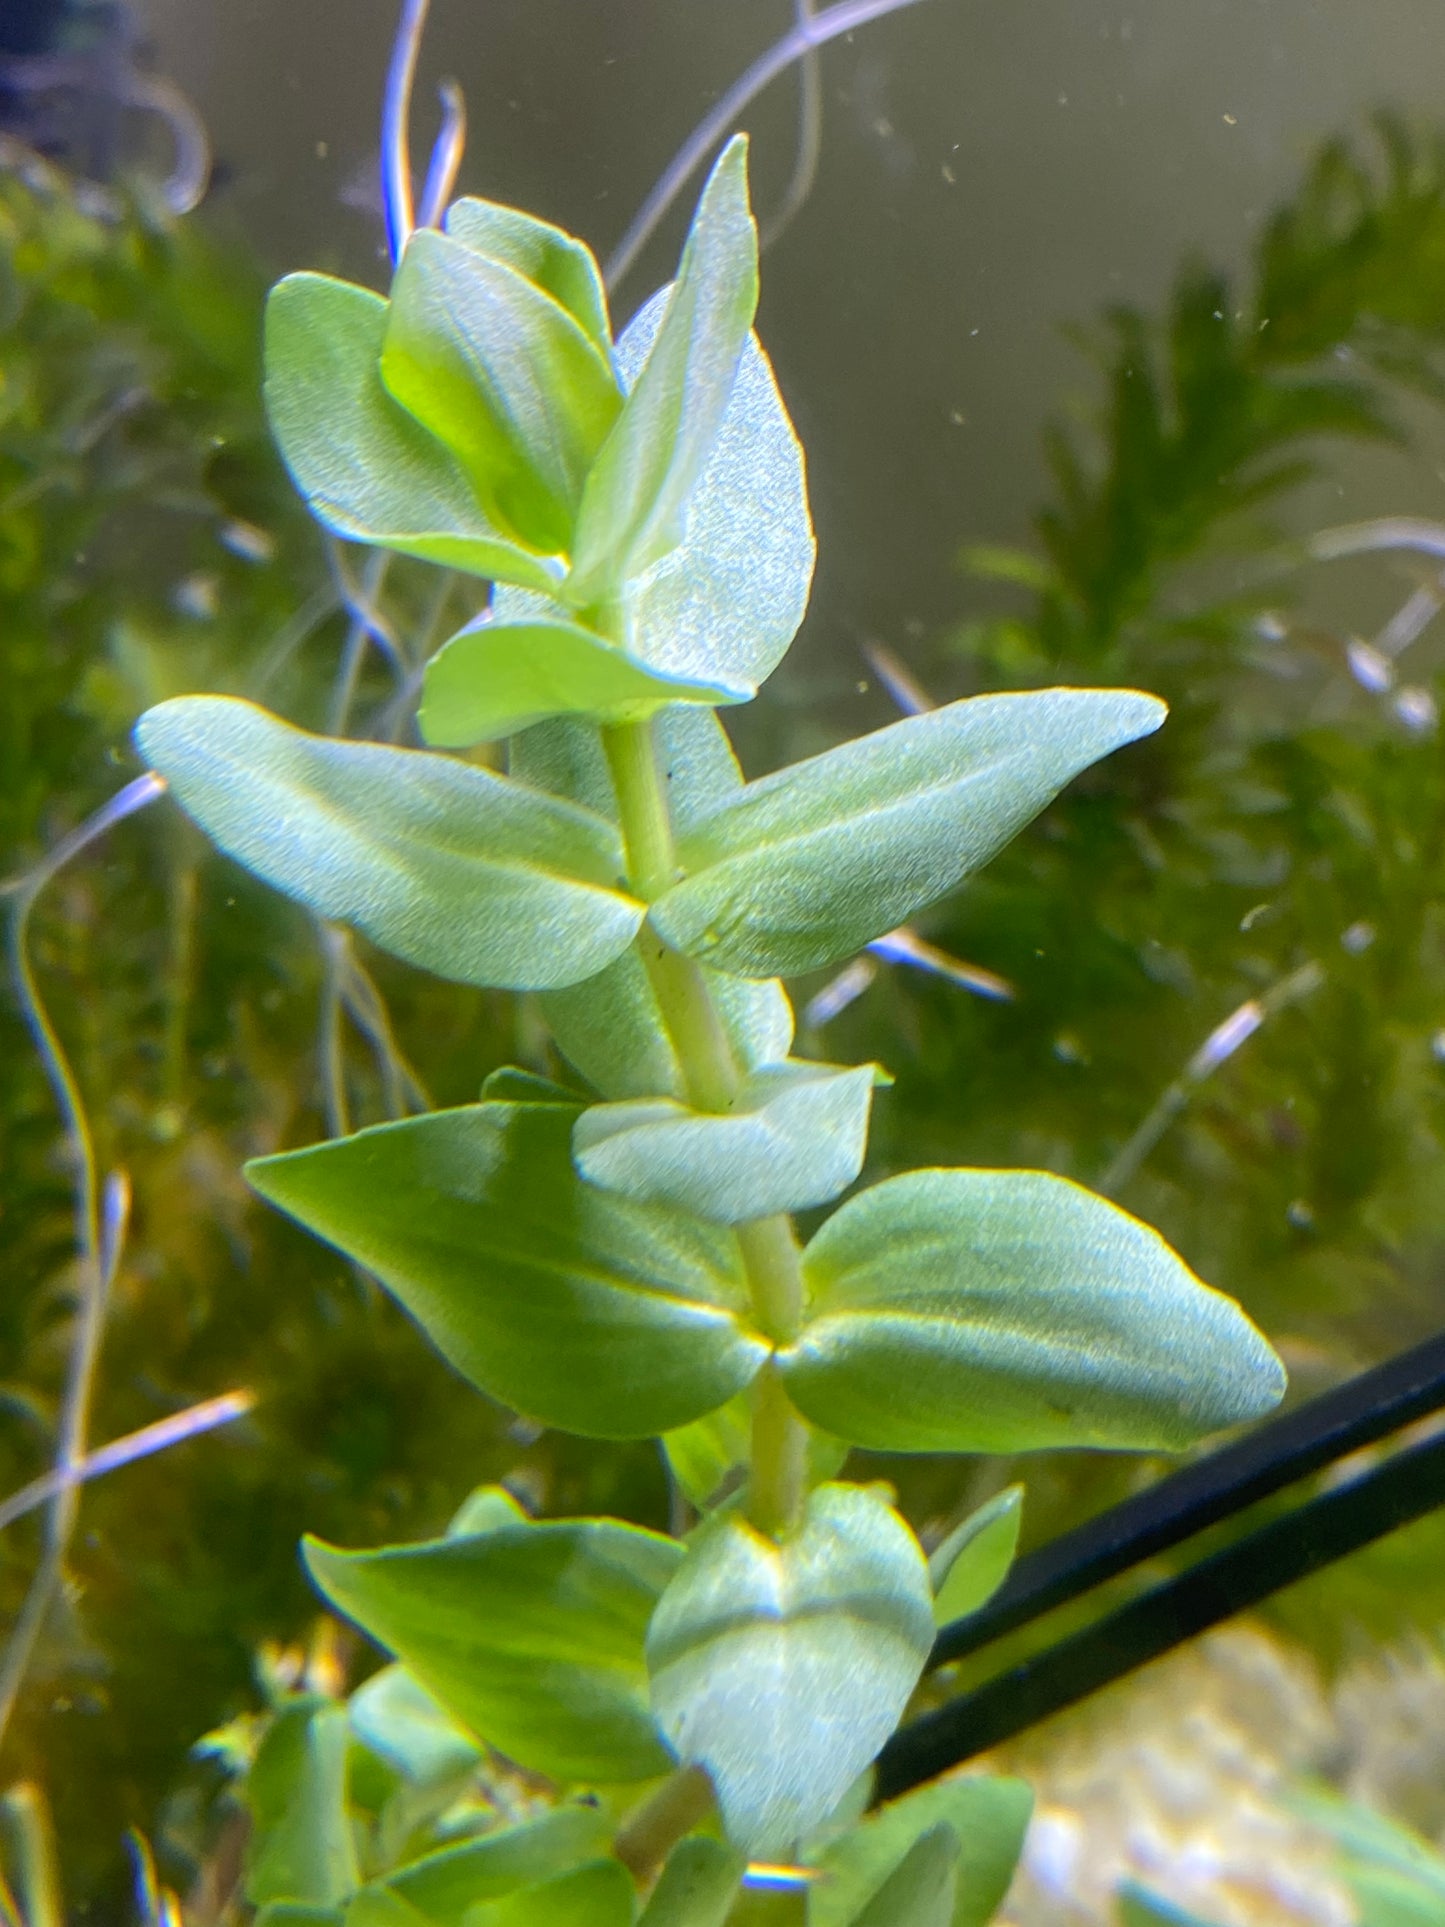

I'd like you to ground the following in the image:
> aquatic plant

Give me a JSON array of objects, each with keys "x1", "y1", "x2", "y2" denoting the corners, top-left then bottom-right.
[
  {"x1": 15, "y1": 9, "x2": 1445, "y2": 1915},
  {"x1": 121, "y1": 35, "x2": 1290, "y2": 1903}
]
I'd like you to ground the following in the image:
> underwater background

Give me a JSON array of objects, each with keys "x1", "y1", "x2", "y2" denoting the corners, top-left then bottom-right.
[{"x1": 8, "y1": 0, "x2": 1445, "y2": 1917}]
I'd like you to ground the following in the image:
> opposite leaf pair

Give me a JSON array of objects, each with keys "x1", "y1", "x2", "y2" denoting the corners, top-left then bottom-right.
[
  {"x1": 246, "y1": 1097, "x2": 1283, "y2": 1455},
  {"x1": 300, "y1": 1482, "x2": 1025, "y2": 1866}
]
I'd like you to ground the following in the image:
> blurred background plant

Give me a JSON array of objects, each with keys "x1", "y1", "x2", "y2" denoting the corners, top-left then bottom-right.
[{"x1": 7, "y1": 26, "x2": 1445, "y2": 1924}]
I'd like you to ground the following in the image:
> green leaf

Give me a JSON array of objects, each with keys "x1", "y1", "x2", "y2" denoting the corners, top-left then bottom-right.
[
  {"x1": 346, "y1": 1895, "x2": 429, "y2": 1927},
  {"x1": 573, "y1": 1060, "x2": 875, "y2": 1223},
  {"x1": 382, "y1": 229, "x2": 621, "y2": 554},
  {"x1": 247, "y1": 1103, "x2": 767, "y2": 1439},
  {"x1": 646, "y1": 1483, "x2": 934, "y2": 1858},
  {"x1": 446, "y1": 1483, "x2": 529, "y2": 1534},
  {"x1": 306, "y1": 1517, "x2": 683, "y2": 1784},
  {"x1": 663, "y1": 1393, "x2": 848, "y2": 1511},
  {"x1": 264, "y1": 273, "x2": 557, "y2": 591},
  {"x1": 559, "y1": 291, "x2": 812, "y2": 697},
  {"x1": 846, "y1": 1826, "x2": 959, "y2": 1927},
  {"x1": 929, "y1": 1487, "x2": 1023, "y2": 1627},
  {"x1": 476, "y1": 1067, "x2": 581, "y2": 1106},
  {"x1": 136, "y1": 696, "x2": 643, "y2": 993},
  {"x1": 1117, "y1": 1886, "x2": 1228, "y2": 1927},
  {"x1": 809, "y1": 1776, "x2": 1033, "y2": 1927},
  {"x1": 511, "y1": 704, "x2": 743, "y2": 832},
  {"x1": 637, "y1": 1839, "x2": 744, "y2": 1927},
  {"x1": 569, "y1": 137, "x2": 759, "y2": 599},
  {"x1": 779, "y1": 1171, "x2": 1287, "y2": 1453},
  {"x1": 349, "y1": 1664, "x2": 483, "y2": 1786},
  {"x1": 651, "y1": 689, "x2": 1167, "y2": 978},
  {"x1": 258, "y1": 1910, "x2": 345, "y2": 1927},
  {"x1": 445, "y1": 198, "x2": 613, "y2": 355},
  {"x1": 246, "y1": 1700, "x2": 360, "y2": 1907},
  {"x1": 376, "y1": 1810, "x2": 614, "y2": 1925},
  {"x1": 419, "y1": 613, "x2": 746, "y2": 746},
  {"x1": 466, "y1": 1862, "x2": 636, "y2": 1927}
]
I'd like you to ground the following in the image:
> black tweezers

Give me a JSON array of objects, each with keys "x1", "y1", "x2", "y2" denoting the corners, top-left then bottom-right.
[{"x1": 875, "y1": 1328, "x2": 1445, "y2": 1801}]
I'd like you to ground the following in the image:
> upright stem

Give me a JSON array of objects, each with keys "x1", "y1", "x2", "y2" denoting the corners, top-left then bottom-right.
[
  {"x1": 613, "y1": 1764, "x2": 714, "y2": 1882},
  {"x1": 602, "y1": 719, "x2": 810, "y2": 1533}
]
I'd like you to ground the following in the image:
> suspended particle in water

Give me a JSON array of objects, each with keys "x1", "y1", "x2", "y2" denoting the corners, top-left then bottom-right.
[
  {"x1": 218, "y1": 517, "x2": 276, "y2": 564},
  {"x1": 1346, "y1": 638, "x2": 1394, "y2": 693},
  {"x1": 1394, "y1": 685, "x2": 1438, "y2": 733},
  {"x1": 172, "y1": 572, "x2": 219, "y2": 620}
]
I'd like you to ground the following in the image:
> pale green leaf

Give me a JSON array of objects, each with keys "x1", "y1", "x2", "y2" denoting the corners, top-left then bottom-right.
[
  {"x1": 929, "y1": 1487, "x2": 1023, "y2": 1627},
  {"x1": 663, "y1": 1393, "x2": 848, "y2": 1511},
  {"x1": 349, "y1": 1664, "x2": 483, "y2": 1786},
  {"x1": 247, "y1": 1103, "x2": 767, "y2": 1439},
  {"x1": 382, "y1": 230, "x2": 621, "y2": 553},
  {"x1": 646, "y1": 1483, "x2": 934, "y2": 1858},
  {"x1": 847, "y1": 1826, "x2": 959, "y2": 1927},
  {"x1": 651, "y1": 689, "x2": 1167, "y2": 978},
  {"x1": 780, "y1": 1170, "x2": 1286, "y2": 1453},
  {"x1": 444, "y1": 198, "x2": 613, "y2": 354},
  {"x1": 246, "y1": 1700, "x2": 360, "y2": 1907},
  {"x1": 569, "y1": 137, "x2": 758, "y2": 598},
  {"x1": 346, "y1": 1893, "x2": 429, "y2": 1927},
  {"x1": 467, "y1": 1862, "x2": 636, "y2": 1927},
  {"x1": 446, "y1": 1483, "x2": 529, "y2": 1536},
  {"x1": 809, "y1": 1776, "x2": 1034, "y2": 1927},
  {"x1": 511, "y1": 704, "x2": 743, "y2": 832},
  {"x1": 476, "y1": 1067, "x2": 582, "y2": 1107},
  {"x1": 419, "y1": 613, "x2": 745, "y2": 747},
  {"x1": 508, "y1": 710, "x2": 620, "y2": 817},
  {"x1": 636, "y1": 1838, "x2": 744, "y2": 1927},
  {"x1": 374, "y1": 1809, "x2": 613, "y2": 1925},
  {"x1": 573, "y1": 1060, "x2": 874, "y2": 1223},
  {"x1": 264, "y1": 273, "x2": 557, "y2": 590},
  {"x1": 306, "y1": 1518, "x2": 682, "y2": 1784},
  {"x1": 565, "y1": 290, "x2": 813, "y2": 695},
  {"x1": 257, "y1": 1909, "x2": 344, "y2": 1927},
  {"x1": 136, "y1": 696, "x2": 643, "y2": 993}
]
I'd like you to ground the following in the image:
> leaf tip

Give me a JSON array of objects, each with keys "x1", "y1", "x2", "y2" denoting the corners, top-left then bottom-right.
[
  {"x1": 1126, "y1": 689, "x2": 1169, "y2": 735},
  {"x1": 299, "y1": 1532, "x2": 348, "y2": 1594}
]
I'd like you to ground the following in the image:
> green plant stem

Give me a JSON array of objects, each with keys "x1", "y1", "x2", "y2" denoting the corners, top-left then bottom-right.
[
  {"x1": 613, "y1": 1763, "x2": 715, "y2": 1884},
  {"x1": 602, "y1": 718, "x2": 809, "y2": 1532},
  {"x1": 736, "y1": 1217, "x2": 805, "y2": 1344},
  {"x1": 747, "y1": 1362, "x2": 811, "y2": 1538}
]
